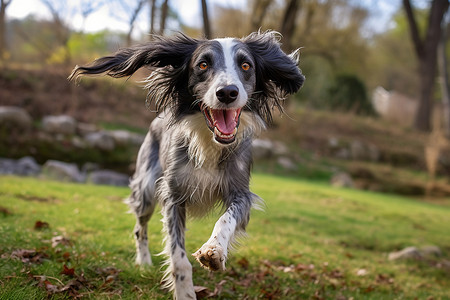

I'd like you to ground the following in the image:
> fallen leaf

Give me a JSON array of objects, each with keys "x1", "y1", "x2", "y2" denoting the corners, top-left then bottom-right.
[
  {"x1": 356, "y1": 269, "x2": 368, "y2": 276},
  {"x1": 34, "y1": 220, "x2": 50, "y2": 230},
  {"x1": 51, "y1": 236, "x2": 72, "y2": 248},
  {"x1": 0, "y1": 206, "x2": 12, "y2": 216},
  {"x1": 194, "y1": 285, "x2": 210, "y2": 299},
  {"x1": 10, "y1": 249, "x2": 49, "y2": 264},
  {"x1": 62, "y1": 252, "x2": 71, "y2": 261},
  {"x1": 237, "y1": 257, "x2": 250, "y2": 269},
  {"x1": 61, "y1": 264, "x2": 75, "y2": 277}
]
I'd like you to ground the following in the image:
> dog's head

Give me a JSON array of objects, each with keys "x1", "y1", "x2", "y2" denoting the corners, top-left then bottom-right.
[{"x1": 69, "y1": 31, "x2": 305, "y2": 145}]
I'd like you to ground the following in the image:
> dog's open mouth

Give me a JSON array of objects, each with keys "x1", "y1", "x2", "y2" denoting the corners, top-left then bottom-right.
[{"x1": 200, "y1": 103, "x2": 242, "y2": 144}]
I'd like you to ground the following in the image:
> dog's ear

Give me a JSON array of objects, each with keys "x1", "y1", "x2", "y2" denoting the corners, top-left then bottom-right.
[
  {"x1": 243, "y1": 31, "x2": 305, "y2": 96},
  {"x1": 242, "y1": 31, "x2": 305, "y2": 124},
  {"x1": 68, "y1": 33, "x2": 199, "y2": 81}
]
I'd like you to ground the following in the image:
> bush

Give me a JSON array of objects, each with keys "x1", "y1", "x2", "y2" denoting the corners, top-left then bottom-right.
[{"x1": 326, "y1": 74, "x2": 375, "y2": 115}]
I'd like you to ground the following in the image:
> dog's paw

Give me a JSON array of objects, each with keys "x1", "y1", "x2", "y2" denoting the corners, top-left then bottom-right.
[
  {"x1": 192, "y1": 244, "x2": 226, "y2": 271},
  {"x1": 135, "y1": 251, "x2": 152, "y2": 266}
]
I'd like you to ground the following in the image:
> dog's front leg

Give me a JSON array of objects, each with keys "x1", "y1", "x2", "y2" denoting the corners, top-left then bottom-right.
[
  {"x1": 162, "y1": 201, "x2": 196, "y2": 300},
  {"x1": 193, "y1": 193, "x2": 253, "y2": 271}
]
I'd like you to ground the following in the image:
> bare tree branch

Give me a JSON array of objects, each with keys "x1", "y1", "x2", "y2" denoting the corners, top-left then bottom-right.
[
  {"x1": 201, "y1": 0, "x2": 211, "y2": 39},
  {"x1": 402, "y1": 0, "x2": 424, "y2": 58}
]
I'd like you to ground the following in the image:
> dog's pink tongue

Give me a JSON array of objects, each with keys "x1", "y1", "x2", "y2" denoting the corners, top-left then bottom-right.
[{"x1": 211, "y1": 109, "x2": 237, "y2": 134}]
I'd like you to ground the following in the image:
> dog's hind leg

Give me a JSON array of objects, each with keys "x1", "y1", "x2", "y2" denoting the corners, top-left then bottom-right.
[{"x1": 126, "y1": 133, "x2": 161, "y2": 266}]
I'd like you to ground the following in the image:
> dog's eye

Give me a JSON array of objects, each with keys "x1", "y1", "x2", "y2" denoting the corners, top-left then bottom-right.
[
  {"x1": 199, "y1": 62, "x2": 208, "y2": 70},
  {"x1": 241, "y1": 62, "x2": 250, "y2": 71}
]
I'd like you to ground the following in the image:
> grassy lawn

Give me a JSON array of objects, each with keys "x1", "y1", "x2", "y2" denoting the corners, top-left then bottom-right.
[{"x1": 0, "y1": 174, "x2": 449, "y2": 299}]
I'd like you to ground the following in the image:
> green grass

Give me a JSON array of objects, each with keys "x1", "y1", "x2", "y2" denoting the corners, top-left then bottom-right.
[{"x1": 1, "y1": 175, "x2": 449, "y2": 299}]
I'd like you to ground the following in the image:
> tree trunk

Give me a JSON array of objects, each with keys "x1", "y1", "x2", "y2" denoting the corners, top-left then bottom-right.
[
  {"x1": 403, "y1": 0, "x2": 449, "y2": 131},
  {"x1": 126, "y1": 0, "x2": 146, "y2": 46},
  {"x1": 438, "y1": 20, "x2": 450, "y2": 137},
  {"x1": 250, "y1": 0, "x2": 272, "y2": 32},
  {"x1": 159, "y1": 0, "x2": 169, "y2": 35},
  {"x1": 0, "y1": 0, "x2": 11, "y2": 62},
  {"x1": 201, "y1": 0, "x2": 211, "y2": 39},
  {"x1": 149, "y1": 0, "x2": 156, "y2": 36},
  {"x1": 280, "y1": 0, "x2": 300, "y2": 52}
]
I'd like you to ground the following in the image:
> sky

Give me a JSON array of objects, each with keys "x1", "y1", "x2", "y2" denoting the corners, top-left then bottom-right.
[
  {"x1": 7, "y1": 0, "x2": 398, "y2": 38},
  {"x1": 7, "y1": 0, "x2": 246, "y2": 36}
]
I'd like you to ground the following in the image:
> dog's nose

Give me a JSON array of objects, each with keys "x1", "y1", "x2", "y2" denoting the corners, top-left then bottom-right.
[{"x1": 216, "y1": 85, "x2": 239, "y2": 104}]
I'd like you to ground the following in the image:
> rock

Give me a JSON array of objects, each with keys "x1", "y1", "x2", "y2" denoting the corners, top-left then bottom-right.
[
  {"x1": 350, "y1": 140, "x2": 366, "y2": 160},
  {"x1": 272, "y1": 141, "x2": 289, "y2": 156},
  {"x1": 81, "y1": 162, "x2": 100, "y2": 174},
  {"x1": 419, "y1": 245, "x2": 442, "y2": 257},
  {"x1": 77, "y1": 122, "x2": 98, "y2": 136},
  {"x1": 16, "y1": 157, "x2": 41, "y2": 176},
  {"x1": 388, "y1": 246, "x2": 422, "y2": 261},
  {"x1": 334, "y1": 148, "x2": 350, "y2": 160},
  {"x1": 84, "y1": 131, "x2": 115, "y2": 151},
  {"x1": 0, "y1": 106, "x2": 32, "y2": 130},
  {"x1": 88, "y1": 170, "x2": 129, "y2": 186},
  {"x1": 330, "y1": 172, "x2": 353, "y2": 188},
  {"x1": 108, "y1": 130, "x2": 145, "y2": 146},
  {"x1": 41, "y1": 160, "x2": 85, "y2": 182},
  {"x1": 0, "y1": 158, "x2": 16, "y2": 175},
  {"x1": 0, "y1": 156, "x2": 41, "y2": 176},
  {"x1": 42, "y1": 115, "x2": 77, "y2": 135},
  {"x1": 252, "y1": 139, "x2": 274, "y2": 159},
  {"x1": 368, "y1": 144, "x2": 381, "y2": 162},
  {"x1": 277, "y1": 157, "x2": 297, "y2": 171},
  {"x1": 71, "y1": 136, "x2": 87, "y2": 148}
]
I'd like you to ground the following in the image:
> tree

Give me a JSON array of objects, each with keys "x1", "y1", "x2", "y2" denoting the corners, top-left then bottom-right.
[
  {"x1": 149, "y1": 0, "x2": 156, "y2": 35},
  {"x1": 403, "y1": 0, "x2": 449, "y2": 131},
  {"x1": 40, "y1": 0, "x2": 73, "y2": 65},
  {"x1": 249, "y1": 0, "x2": 273, "y2": 32},
  {"x1": 159, "y1": 0, "x2": 169, "y2": 35},
  {"x1": 280, "y1": 0, "x2": 301, "y2": 52},
  {"x1": 0, "y1": 0, "x2": 13, "y2": 62},
  {"x1": 438, "y1": 16, "x2": 450, "y2": 137},
  {"x1": 78, "y1": 0, "x2": 104, "y2": 33},
  {"x1": 201, "y1": 0, "x2": 211, "y2": 39}
]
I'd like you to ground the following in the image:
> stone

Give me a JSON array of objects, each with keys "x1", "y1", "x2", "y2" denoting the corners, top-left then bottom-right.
[
  {"x1": 0, "y1": 106, "x2": 32, "y2": 130},
  {"x1": 108, "y1": 130, "x2": 145, "y2": 146},
  {"x1": 0, "y1": 158, "x2": 16, "y2": 175},
  {"x1": 330, "y1": 172, "x2": 353, "y2": 188},
  {"x1": 277, "y1": 157, "x2": 297, "y2": 171},
  {"x1": 350, "y1": 140, "x2": 366, "y2": 161},
  {"x1": 88, "y1": 170, "x2": 129, "y2": 186},
  {"x1": 41, "y1": 160, "x2": 85, "y2": 183},
  {"x1": 419, "y1": 245, "x2": 442, "y2": 257},
  {"x1": 16, "y1": 156, "x2": 41, "y2": 176},
  {"x1": 252, "y1": 139, "x2": 274, "y2": 159},
  {"x1": 272, "y1": 141, "x2": 289, "y2": 156},
  {"x1": 388, "y1": 247, "x2": 422, "y2": 261},
  {"x1": 0, "y1": 156, "x2": 40, "y2": 176},
  {"x1": 77, "y1": 122, "x2": 98, "y2": 136},
  {"x1": 42, "y1": 115, "x2": 77, "y2": 135},
  {"x1": 84, "y1": 131, "x2": 115, "y2": 151}
]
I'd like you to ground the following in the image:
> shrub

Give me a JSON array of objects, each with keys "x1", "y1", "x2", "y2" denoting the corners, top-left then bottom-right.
[{"x1": 326, "y1": 74, "x2": 375, "y2": 115}]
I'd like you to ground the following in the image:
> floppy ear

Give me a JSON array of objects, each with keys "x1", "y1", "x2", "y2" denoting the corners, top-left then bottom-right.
[
  {"x1": 243, "y1": 31, "x2": 305, "y2": 95},
  {"x1": 242, "y1": 31, "x2": 305, "y2": 123},
  {"x1": 69, "y1": 34, "x2": 200, "y2": 115},
  {"x1": 68, "y1": 33, "x2": 199, "y2": 80}
]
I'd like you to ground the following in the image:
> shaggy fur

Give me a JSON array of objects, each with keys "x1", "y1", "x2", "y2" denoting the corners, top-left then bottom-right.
[{"x1": 69, "y1": 31, "x2": 304, "y2": 300}]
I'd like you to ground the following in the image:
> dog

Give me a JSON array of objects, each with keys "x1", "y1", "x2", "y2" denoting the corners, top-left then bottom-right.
[{"x1": 69, "y1": 31, "x2": 304, "y2": 299}]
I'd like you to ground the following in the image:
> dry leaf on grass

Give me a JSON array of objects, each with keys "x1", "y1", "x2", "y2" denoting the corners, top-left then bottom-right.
[{"x1": 34, "y1": 220, "x2": 49, "y2": 230}]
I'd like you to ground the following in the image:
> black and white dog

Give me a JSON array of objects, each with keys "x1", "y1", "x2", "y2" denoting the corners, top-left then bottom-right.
[{"x1": 70, "y1": 31, "x2": 304, "y2": 299}]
